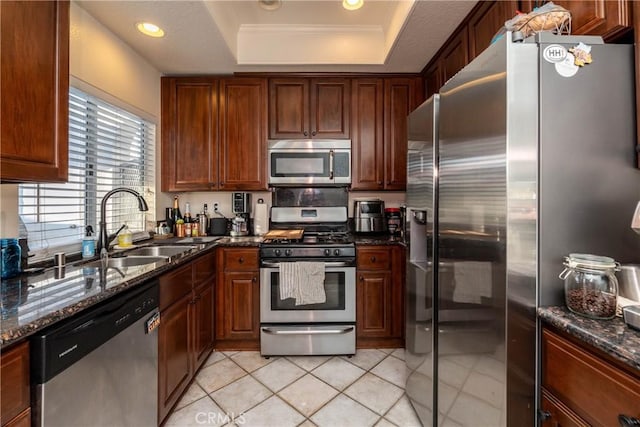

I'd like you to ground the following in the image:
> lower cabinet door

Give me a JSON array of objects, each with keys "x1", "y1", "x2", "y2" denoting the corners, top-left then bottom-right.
[
  {"x1": 192, "y1": 281, "x2": 214, "y2": 370},
  {"x1": 158, "y1": 293, "x2": 192, "y2": 423},
  {"x1": 540, "y1": 389, "x2": 589, "y2": 427},
  {"x1": 223, "y1": 271, "x2": 259, "y2": 340},
  {"x1": 356, "y1": 270, "x2": 392, "y2": 338}
]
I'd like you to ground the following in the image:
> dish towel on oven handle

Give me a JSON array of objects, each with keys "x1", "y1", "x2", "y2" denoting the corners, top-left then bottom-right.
[{"x1": 279, "y1": 262, "x2": 326, "y2": 305}]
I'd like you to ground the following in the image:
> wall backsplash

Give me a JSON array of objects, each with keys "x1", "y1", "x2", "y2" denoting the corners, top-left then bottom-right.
[{"x1": 0, "y1": 184, "x2": 19, "y2": 238}]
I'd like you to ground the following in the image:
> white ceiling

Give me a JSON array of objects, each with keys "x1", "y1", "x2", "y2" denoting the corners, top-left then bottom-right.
[{"x1": 76, "y1": 0, "x2": 477, "y2": 75}]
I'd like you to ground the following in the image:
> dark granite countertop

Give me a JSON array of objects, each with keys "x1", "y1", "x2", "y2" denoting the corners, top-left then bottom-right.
[
  {"x1": 538, "y1": 306, "x2": 640, "y2": 371},
  {"x1": 1, "y1": 232, "x2": 403, "y2": 350},
  {"x1": 353, "y1": 233, "x2": 405, "y2": 246}
]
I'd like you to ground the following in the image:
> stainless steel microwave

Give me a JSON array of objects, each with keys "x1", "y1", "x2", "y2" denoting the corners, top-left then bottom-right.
[{"x1": 268, "y1": 140, "x2": 351, "y2": 186}]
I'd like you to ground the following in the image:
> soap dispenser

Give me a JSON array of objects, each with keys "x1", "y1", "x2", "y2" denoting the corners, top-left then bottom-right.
[{"x1": 82, "y1": 225, "x2": 96, "y2": 259}]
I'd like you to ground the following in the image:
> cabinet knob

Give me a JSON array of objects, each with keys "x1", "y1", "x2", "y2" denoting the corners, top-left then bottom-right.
[
  {"x1": 238, "y1": 257, "x2": 244, "y2": 264},
  {"x1": 303, "y1": 131, "x2": 308, "y2": 137},
  {"x1": 359, "y1": 276, "x2": 364, "y2": 281},
  {"x1": 370, "y1": 256, "x2": 376, "y2": 262},
  {"x1": 253, "y1": 276, "x2": 257, "y2": 283},
  {"x1": 538, "y1": 410, "x2": 551, "y2": 422},
  {"x1": 619, "y1": 415, "x2": 640, "y2": 427},
  {"x1": 311, "y1": 131, "x2": 317, "y2": 136},
  {"x1": 220, "y1": 181, "x2": 224, "y2": 187},
  {"x1": 377, "y1": 181, "x2": 382, "y2": 185}
]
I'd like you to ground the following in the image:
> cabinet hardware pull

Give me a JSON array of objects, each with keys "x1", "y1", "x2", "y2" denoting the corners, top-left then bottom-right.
[
  {"x1": 619, "y1": 415, "x2": 640, "y2": 426},
  {"x1": 370, "y1": 256, "x2": 376, "y2": 262},
  {"x1": 311, "y1": 131, "x2": 316, "y2": 136},
  {"x1": 253, "y1": 276, "x2": 257, "y2": 282},
  {"x1": 220, "y1": 182, "x2": 224, "y2": 186},
  {"x1": 538, "y1": 410, "x2": 551, "y2": 422},
  {"x1": 359, "y1": 276, "x2": 364, "y2": 281},
  {"x1": 377, "y1": 181, "x2": 382, "y2": 185},
  {"x1": 239, "y1": 257, "x2": 244, "y2": 263},
  {"x1": 303, "y1": 131, "x2": 308, "y2": 136}
]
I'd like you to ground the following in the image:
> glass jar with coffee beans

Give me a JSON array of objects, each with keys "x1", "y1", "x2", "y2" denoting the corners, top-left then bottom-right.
[{"x1": 560, "y1": 253, "x2": 620, "y2": 320}]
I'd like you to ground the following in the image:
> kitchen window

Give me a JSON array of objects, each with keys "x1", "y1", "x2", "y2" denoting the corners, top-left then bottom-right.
[{"x1": 19, "y1": 87, "x2": 155, "y2": 259}]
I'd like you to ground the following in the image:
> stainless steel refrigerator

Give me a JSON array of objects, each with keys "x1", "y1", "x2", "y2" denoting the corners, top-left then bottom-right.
[{"x1": 405, "y1": 33, "x2": 639, "y2": 427}]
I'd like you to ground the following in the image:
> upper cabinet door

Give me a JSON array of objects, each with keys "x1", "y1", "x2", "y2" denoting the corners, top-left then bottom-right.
[
  {"x1": 384, "y1": 78, "x2": 422, "y2": 191},
  {"x1": 310, "y1": 78, "x2": 351, "y2": 139},
  {"x1": 161, "y1": 78, "x2": 218, "y2": 192},
  {"x1": 219, "y1": 78, "x2": 268, "y2": 191},
  {"x1": 441, "y1": 26, "x2": 469, "y2": 85},
  {"x1": 1, "y1": 1, "x2": 69, "y2": 183},
  {"x1": 468, "y1": 1, "x2": 518, "y2": 59},
  {"x1": 268, "y1": 77, "x2": 350, "y2": 139},
  {"x1": 351, "y1": 78, "x2": 384, "y2": 190},
  {"x1": 268, "y1": 78, "x2": 309, "y2": 139}
]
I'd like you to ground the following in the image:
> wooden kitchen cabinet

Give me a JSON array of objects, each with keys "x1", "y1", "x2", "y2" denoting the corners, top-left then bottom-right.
[
  {"x1": 161, "y1": 77, "x2": 268, "y2": 191},
  {"x1": 468, "y1": 1, "x2": 517, "y2": 59},
  {"x1": 219, "y1": 78, "x2": 268, "y2": 190},
  {"x1": 356, "y1": 245, "x2": 405, "y2": 347},
  {"x1": 0, "y1": 341, "x2": 30, "y2": 427},
  {"x1": 0, "y1": 0, "x2": 69, "y2": 183},
  {"x1": 541, "y1": 327, "x2": 640, "y2": 426},
  {"x1": 343, "y1": 76, "x2": 423, "y2": 191},
  {"x1": 161, "y1": 77, "x2": 219, "y2": 192},
  {"x1": 215, "y1": 247, "x2": 260, "y2": 350},
  {"x1": 351, "y1": 78, "x2": 384, "y2": 190},
  {"x1": 268, "y1": 78, "x2": 350, "y2": 139},
  {"x1": 158, "y1": 252, "x2": 215, "y2": 423},
  {"x1": 383, "y1": 78, "x2": 423, "y2": 191}
]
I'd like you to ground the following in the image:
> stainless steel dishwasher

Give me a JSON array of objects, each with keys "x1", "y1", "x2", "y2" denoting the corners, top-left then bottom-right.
[{"x1": 30, "y1": 280, "x2": 160, "y2": 427}]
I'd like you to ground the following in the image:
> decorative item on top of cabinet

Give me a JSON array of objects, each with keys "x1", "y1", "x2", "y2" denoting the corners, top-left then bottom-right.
[
  {"x1": 356, "y1": 245, "x2": 405, "y2": 348},
  {"x1": 541, "y1": 327, "x2": 640, "y2": 426},
  {"x1": 0, "y1": 341, "x2": 30, "y2": 427},
  {"x1": 520, "y1": 0, "x2": 632, "y2": 41},
  {"x1": 268, "y1": 78, "x2": 350, "y2": 139},
  {"x1": 1, "y1": 0, "x2": 69, "y2": 183},
  {"x1": 158, "y1": 251, "x2": 215, "y2": 424},
  {"x1": 215, "y1": 247, "x2": 260, "y2": 350}
]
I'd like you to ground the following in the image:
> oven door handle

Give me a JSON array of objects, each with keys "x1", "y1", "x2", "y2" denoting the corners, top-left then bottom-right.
[
  {"x1": 262, "y1": 326, "x2": 354, "y2": 335},
  {"x1": 260, "y1": 261, "x2": 354, "y2": 268}
]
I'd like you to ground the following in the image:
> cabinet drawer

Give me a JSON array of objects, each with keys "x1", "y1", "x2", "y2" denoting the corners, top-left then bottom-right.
[
  {"x1": 357, "y1": 247, "x2": 391, "y2": 270},
  {"x1": 542, "y1": 329, "x2": 640, "y2": 425},
  {"x1": 159, "y1": 264, "x2": 193, "y2": 310},
  {"x1": 193, "y1": 251, "x2": 216, "y2": 285},
  {"x1": 223, "y1": 248, "x2": 259, "y2": 270},
  {"x1": 0, "y1": 341, "x2": 29, "y2": 425}
]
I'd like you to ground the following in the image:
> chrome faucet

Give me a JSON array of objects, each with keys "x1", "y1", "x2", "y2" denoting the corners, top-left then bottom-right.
[{"x1": 97, "y1": 188, "x2": 149, "y2": 253}]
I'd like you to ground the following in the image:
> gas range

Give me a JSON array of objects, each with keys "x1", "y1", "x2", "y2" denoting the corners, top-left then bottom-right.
[{"x1": 259, "y1": 205, "x2": 355, "y2": 263}]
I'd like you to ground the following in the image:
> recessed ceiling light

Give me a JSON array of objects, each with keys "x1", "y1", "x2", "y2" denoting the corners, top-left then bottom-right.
[
  {"x1": 136, "y1": 22, "x2": 165, "y2": 38},
  {"x1": 258, "y1": 0, "x2": 281, "y2": 11},
  {"x1": 343, "y1": 0, "x2": 363, "y2": 11}
]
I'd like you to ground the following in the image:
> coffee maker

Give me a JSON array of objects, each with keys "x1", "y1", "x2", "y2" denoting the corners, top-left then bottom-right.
[{"x1": 231, "y1": 192, "x2": 250, "y2": 236}]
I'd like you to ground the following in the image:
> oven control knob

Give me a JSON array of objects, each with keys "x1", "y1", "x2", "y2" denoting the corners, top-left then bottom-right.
[
  {"x1": 334, "y1": 249, "x2": 340, "y2": 256},
  {"x1": 274, "y1": 249, "x2": 281, "y2": 256},
  {"x1": 324, "y1": 249, "x2": 331, "y2": 256},
  {"x1": 285, "y1": 249, "x2": 292, "y2": 256}
]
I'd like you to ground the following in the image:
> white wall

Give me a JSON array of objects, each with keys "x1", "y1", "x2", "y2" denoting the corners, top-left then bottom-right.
[{"x1": 0, "y1": 2, "x2": 163, "y2": 238}]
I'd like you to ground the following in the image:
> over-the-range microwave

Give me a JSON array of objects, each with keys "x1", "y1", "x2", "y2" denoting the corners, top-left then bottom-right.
[{"x1": 268, "y1": 139, "x2": 351, "y2": 186}]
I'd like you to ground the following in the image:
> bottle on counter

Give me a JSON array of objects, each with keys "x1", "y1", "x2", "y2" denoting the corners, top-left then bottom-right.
[
  {"x1": 184, "y1": 203, "x2": 193, "y2": 237},
  {"x1": 172, "y1": 196, "x2": 182, "y2": 234},
  {"x1": 82, "y1": 225, "x2": 96, "y2": 259}
]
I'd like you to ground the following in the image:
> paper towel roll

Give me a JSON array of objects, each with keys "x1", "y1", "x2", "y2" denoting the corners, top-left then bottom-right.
[{"x1": 253, "y1": 201, "x2": 268, "y2": 236}]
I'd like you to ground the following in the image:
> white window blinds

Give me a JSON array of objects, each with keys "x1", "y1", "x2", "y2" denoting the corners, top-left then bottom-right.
[{"x1": 19, "y1": 87, "x2": 155, "y2": 258}]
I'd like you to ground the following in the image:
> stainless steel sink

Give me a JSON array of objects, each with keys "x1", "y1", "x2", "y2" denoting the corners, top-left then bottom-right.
[
  {"x1": 176, "y1": 237, "x2": 223, "y2": 243},
  {"x1": 83, "y1": 256, "x2": 167, "y2": 269},
  {"x1": 127, "y1": 245, "x2": 197, "y2": 257}
]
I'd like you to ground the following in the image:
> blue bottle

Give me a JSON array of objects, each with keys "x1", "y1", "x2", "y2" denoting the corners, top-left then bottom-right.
[{"x1": 82, "y1": 226, "x2": 96, "y2": 259}]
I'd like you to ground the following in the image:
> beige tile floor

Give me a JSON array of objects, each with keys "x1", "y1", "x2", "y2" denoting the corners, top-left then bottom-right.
[{"x1": 165, "y1": 348, "x2": 421, "y2": 427}]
